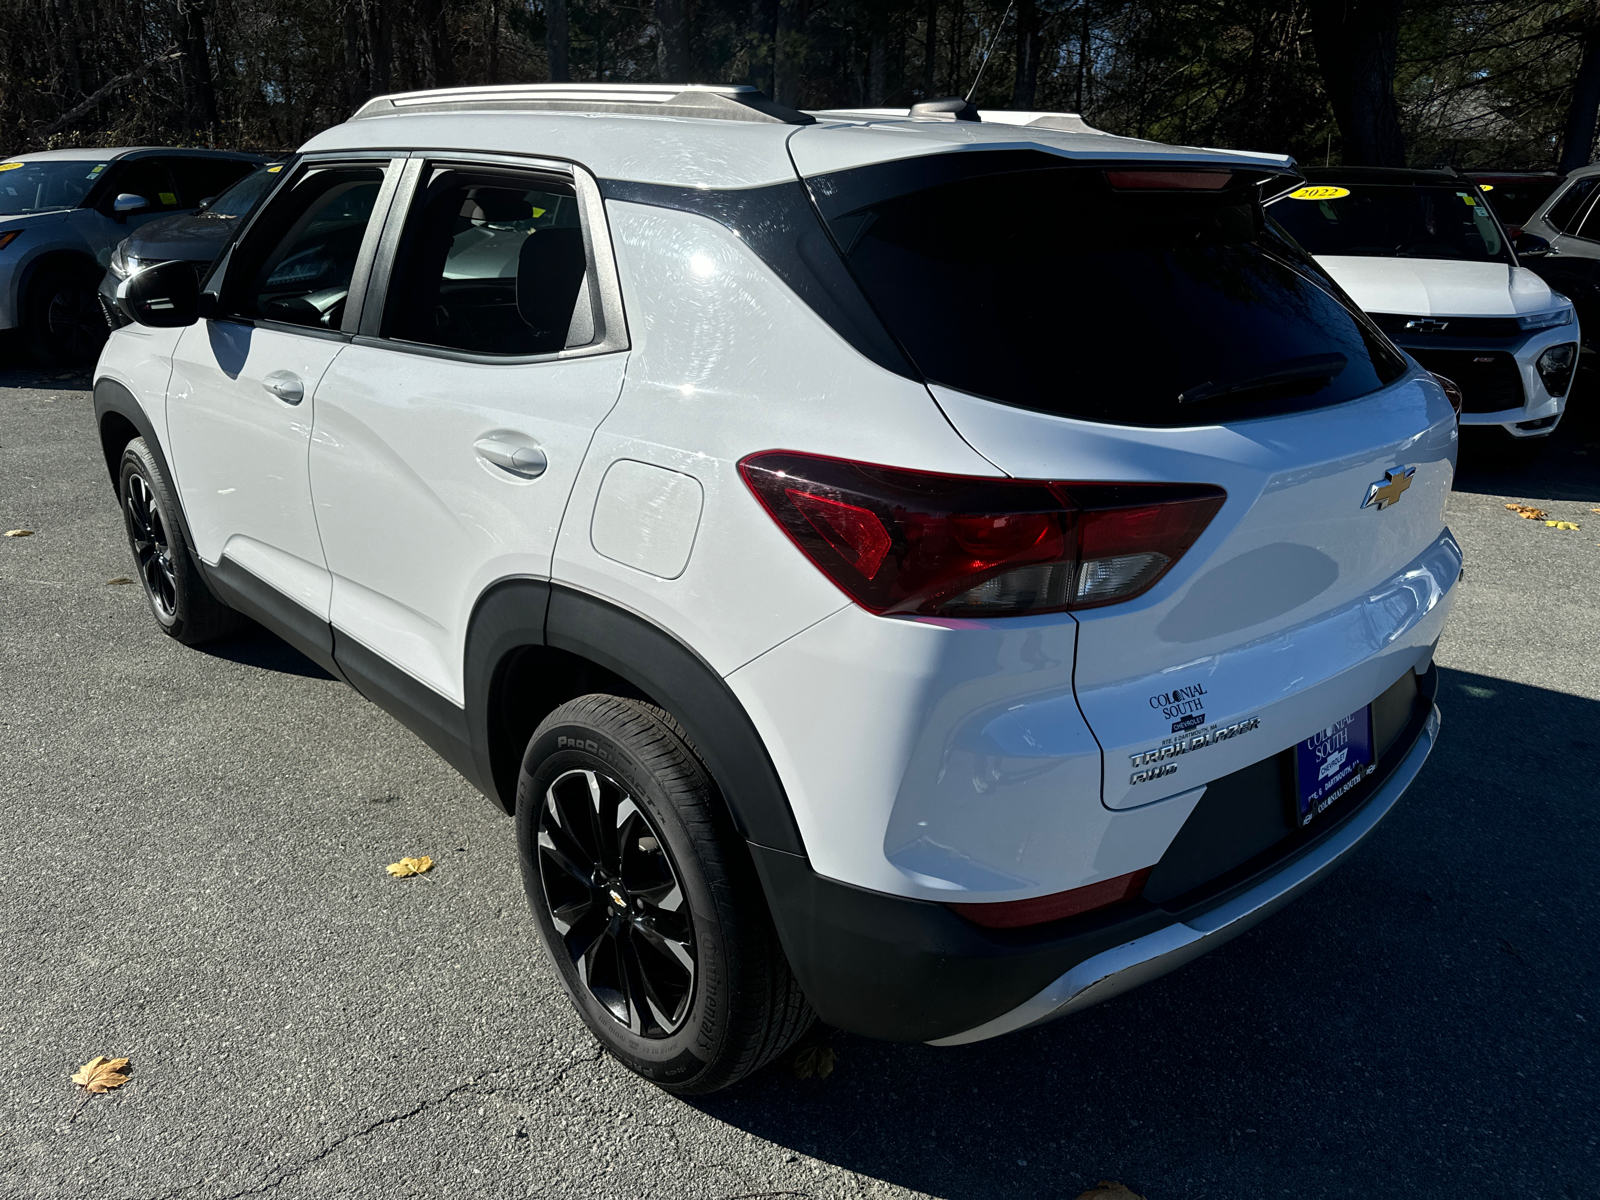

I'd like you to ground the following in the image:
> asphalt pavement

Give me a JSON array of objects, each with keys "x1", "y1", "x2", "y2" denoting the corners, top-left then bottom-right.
[{"x1": 2, "y1": 352, "x2": 1596, "y2": 1200}]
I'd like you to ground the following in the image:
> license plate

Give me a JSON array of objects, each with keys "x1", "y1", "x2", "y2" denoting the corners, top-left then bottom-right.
[{"x1": 1294, "y1": 706, "x2": 1374, "y2": 827}]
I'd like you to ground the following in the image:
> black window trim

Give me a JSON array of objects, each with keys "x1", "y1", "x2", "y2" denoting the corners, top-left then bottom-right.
[
  {"x1": 1544, "y1": 173, "x2": 1600, "y2": 238},
  {"x1": 353, "y1": 149, "x2": 630, "y2": 366}
]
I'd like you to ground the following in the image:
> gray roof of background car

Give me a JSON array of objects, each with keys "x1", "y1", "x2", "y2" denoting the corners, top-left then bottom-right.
[{"x1": 304, "y1": 82, "x2": 1296, "y2": 190}]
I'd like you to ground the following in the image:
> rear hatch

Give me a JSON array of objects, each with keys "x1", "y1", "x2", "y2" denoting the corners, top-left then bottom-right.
[{"x1": 794, "y1": 141, "x2": 1460, "y2": 808}]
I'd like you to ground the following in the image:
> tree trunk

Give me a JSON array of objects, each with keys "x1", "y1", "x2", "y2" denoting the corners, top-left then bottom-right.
[
  {"x1": 749, "y1": 0, "x2": 778, "y2": 93},
  {"x1": 1076, "y1": 1, "x2": 1088, "y2": 112},
  {"x1": 365, "y1": 0, "x2": 392, "y2": 97},
  {"x1": 1560, "y1": 24, "x2": 1600, "y2": 173},
  {"x1": 1011, "y1": 0, "x2": 1039, "y2": 108},
  {"x1": 181, "y1": 0, "x2": 218, "y2": 135},
  {"x1": 869, "y1": 29, "x2": 887, "y2": 104},
  {"x1": 775, "y1": 0, "x2": 808, "y2": 107},
  {"x1": 922, "y1": 0, "x2": 937, "y2": 98},
  {"x1": 415, "y1": 0, "x2": 453, "y2": 88},
  {"x1": 1309, "y1": 0, "x2": 1406, "y2": 166},
  {"x1": 344, "y1": 0, "x2": 367, "y2": 111},
  {"x1": 656, "y1": 0, "x2": 689, "y2": 82},
  {"x1": 546, "y1": 0, "x2": 570, "y2": 81}
]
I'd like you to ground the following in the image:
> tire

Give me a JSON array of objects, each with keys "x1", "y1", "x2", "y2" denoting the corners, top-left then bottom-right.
[
  {"x1": 27, "y1": 267, "x2": 109, "y2": 365},
  {"x1": 517, "y1": 695, "x2": 813, "y2": 1093},
  {"x1": 117, "y1": 437, "x2": 244, "y2": 645}
]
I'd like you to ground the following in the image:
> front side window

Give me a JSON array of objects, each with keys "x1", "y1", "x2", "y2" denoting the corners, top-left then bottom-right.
[
  {"x1": 809, "y1": 151, "x2": 1406, "y2": 427},
  {"x1": 1542, "y1": 176, "x2": 1599, "y2": 234},
  {"x1": 205, "y1": 166, "x2": 281, "y2": 219},
  {"x1": 227, "y1": 163, "x2": 388, "y2": 331},
  {"x1": 169, "y1": 158, "x2": 257, "y2": 208},
  {"x1": 1269, "y1": 183, "x2": 1510, "y2": 263},
  {"x1": 383, "y1": 167, "x2": 589, "y2": 356},
  {"x1": 109, "y1": 160, "x2": 184, "y2": 213},
  {"x1": 0, "y1": 159, "x2": 108, "y2": 214}
]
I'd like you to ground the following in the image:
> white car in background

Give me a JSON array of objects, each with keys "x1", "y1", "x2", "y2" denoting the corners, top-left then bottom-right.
[
  {"x1": 1269, "y1": 166, "x2": 1578, "y2": 457},
  {"x1": 95, "y1": 85, "x2": 1458, "y2": 1092}
]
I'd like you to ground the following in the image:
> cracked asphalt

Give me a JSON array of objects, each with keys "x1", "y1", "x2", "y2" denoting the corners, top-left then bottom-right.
[{"x1": 2, "y1": 347, "x2": 1597, "y2": 1200}]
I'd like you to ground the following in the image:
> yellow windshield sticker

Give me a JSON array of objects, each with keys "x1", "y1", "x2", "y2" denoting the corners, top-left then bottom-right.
[
  {"x1": 0, "y1": 162, "x2": 22, "y2": 172},
  {"x1": 1479, "y1": 183, "x2": 1494, "y2": 191},
  {"x1": 159, "y1": 192, "x2": 177, "y2": 205},
  {"x1": 266, "y1": 164, "x2": 282, "y2": 173},
  {"x1": 1457, "y1": 192, "x2": 1477, "y2": 206},
  {"x1": 530, "y1": 206, "x2": 546, "y2": 218},
  {"x1": 1289, "y1": 185, "x2": 1350, "y2": 201}
]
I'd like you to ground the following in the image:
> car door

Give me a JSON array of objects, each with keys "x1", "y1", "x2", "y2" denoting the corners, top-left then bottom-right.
[
  {"x1": 307, "y1": 156, "x2": 628, "y2": 705},
  {"x1": 1533, "y1": 180, "x2": 1600, "y2": 340},
  {"x1": 164, "y1": 156, "x2": 401, "y2": 642}
]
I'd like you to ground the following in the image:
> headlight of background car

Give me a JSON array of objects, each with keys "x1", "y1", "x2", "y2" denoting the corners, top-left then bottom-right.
[
  {"x1": 1535, "y1": 343, "x2": 1578, "y2": 397},
  {"x1": 107, "y1": 240, "x2": 144, "y2": 279},
  {"x1": 1517, "y1": 307, "x2": 1575, "y2": 332}
]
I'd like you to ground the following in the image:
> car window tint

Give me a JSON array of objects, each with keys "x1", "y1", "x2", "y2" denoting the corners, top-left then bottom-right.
[
  {"x1": 170, "y1": 158, "x2": 256, "y2": 207},
  {"x1": 230, "y1": 164, "x2": 387, "y2": 331},
  {"x1": 384, "y1": 169, "x2": 588, "y2": 356},
  {"x1": 0, "y1": 159, "x2": 107, "y2": 213},
  {"x1": 1543, "y1": 177, "x2": 1599, "y2": 233},
  {"x1": 810, "y1": 151, "x2": 1406, "y2": 427},
  {"x1": 1574, "y1": 192, "x2": 1600, "y2": 242},
  {"x1": 112, "y1": 160, "x2": 183, "y2": 212},
  {"x1": 205, "y1": 166, "x2": 280, "y2": 219},
  {"x1": 1268, "y1": 183, "x2": 1508, "y2": 263},
  {"x1": 1474, "y1": 179, "x2": 1560, "y2": 227}
]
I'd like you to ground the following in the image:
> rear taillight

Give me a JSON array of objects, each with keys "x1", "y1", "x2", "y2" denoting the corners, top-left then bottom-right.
[
  {"x1": 1431, "y1": 371, "x2": 1464, "y2": 417},
  {"x1": 949, "y1": 867, "x2": 1153, "y2": 929},
  {"x1": 739, "y1": 451, "x2": 1225, "y2": 618}
]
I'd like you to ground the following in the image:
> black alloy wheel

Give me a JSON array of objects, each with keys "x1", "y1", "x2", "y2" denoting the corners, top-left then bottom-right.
[
  {"x1": 30, "y1": 270, "x2": 108, "y2": 364},
  {"x1": 124, "y1": 470, "x2": 179, "y2": 623},
  {"x1": 537, "y1": 766, "x2": 696, "y2": 1037}
]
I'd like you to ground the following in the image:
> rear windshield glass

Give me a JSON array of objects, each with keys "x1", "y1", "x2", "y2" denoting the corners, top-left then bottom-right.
[
  {"x1": 1269, "y1": 182, "x2": 1510, "y2": 262},
  {"x1": 808, "y1": 151, "x2": 1407, "y2": 427},
  {"x1": 0, "y1": 159, "x2": 107, "y2": 214},
  {"x1": 206, "y1": 166, "x2": 280, "y2": 219}
]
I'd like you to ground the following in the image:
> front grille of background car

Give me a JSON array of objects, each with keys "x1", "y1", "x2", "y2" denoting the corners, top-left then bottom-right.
[
  {"x1": 1370, "y1": 312, "x2": 1523, "y2": 339},
  {"x1": 1406, "y1": 349, "x2": 1526, "y2": 412}
]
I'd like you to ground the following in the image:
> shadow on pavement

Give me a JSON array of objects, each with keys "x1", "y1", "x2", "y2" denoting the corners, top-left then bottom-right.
[
  {"x1": 693, "y1": 668, "x2": 1599, "y2": 1199},
  {"x1": 1454, "y1": 364, "x2": 1600, "y2": 504},
  {"x1": 199, "y1": 626, "x2": 336, "y2": 680}
]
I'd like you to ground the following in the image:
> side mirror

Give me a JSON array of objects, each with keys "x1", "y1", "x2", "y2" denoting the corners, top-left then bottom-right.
[
  {"x1": 116, "y1": 259, "x2": 199, "y2": 328},
  {"x1": 112, "y1": 193, "x2": 150, "y2": 216},
  {"x1": 1514, "y1": 232, "x2": 1552, "y2": 258}
]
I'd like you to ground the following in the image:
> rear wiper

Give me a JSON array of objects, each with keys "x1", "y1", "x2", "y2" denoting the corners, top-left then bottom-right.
[{"x1": 1178, "y1": 353, "x2": 1347, "y2": 405}]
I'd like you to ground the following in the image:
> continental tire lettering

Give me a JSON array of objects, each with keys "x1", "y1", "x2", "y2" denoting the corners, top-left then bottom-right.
[{"x1": 1127, "y1": 715, "x2": 1262, "y2": 774}]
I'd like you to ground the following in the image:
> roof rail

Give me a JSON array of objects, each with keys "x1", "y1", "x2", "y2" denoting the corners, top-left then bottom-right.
[{"x1": 350, "y1": 83, "x2": 815, "y2": 126}]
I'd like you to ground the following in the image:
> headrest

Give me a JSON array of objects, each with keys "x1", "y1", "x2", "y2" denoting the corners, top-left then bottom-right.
[
  {"x1": 516, "y1": 227, "x2": 587, "y2": 342},
  {"x1": 464, "y1": 190, "x2": 534, "y2": 223}
]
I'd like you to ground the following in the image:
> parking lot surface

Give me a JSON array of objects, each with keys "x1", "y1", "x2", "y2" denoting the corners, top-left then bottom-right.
[{"x1": 2, "y1": 356, "x2": 1596, "y2": 1199}]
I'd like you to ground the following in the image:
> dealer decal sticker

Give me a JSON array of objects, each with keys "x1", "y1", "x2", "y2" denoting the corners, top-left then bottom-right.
[
  {"x1": 1288, "y1": 185, "x2": 1349, "y2": 201},
  {"x1": 1150, "y1": 682, "x2": 1208, "y2": 733}
]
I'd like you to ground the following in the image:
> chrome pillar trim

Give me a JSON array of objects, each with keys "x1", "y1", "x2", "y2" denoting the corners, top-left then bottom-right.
[{"x1": 929, "y1": 704, "x2": 1441, "y2": 1047}]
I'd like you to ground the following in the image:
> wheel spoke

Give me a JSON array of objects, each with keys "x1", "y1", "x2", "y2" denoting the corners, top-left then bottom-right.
[{"x1": 537, "y1": 826, "x2": 594, "y2": 888}]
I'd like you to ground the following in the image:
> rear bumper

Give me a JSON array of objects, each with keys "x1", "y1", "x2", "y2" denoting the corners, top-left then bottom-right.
[{"x1": 753, "y1": 668, "x2": 1440, "y2": 1045}]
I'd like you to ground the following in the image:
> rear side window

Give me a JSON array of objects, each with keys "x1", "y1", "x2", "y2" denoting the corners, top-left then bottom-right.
[
  {"x1": 111, "y1": 160, "x2": 183, "y2": 212},
  {"x1": 808, "y1": 151, "x2": 1406, "y2": 427},
  {"x1": 1543, "y1": 176, "x2": 1599, "y2": 233},
  {"x1": 382, "y1": 167, "x2": 589, "y2": 356}
]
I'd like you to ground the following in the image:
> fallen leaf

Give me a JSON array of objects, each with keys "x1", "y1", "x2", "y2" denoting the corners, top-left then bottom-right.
[
  {"x1": 1546, "y1": 521, "x2": 1581, "y2": 530},
  {"x1": 107, "y1": 577, "x2": 133, "y2": 586},
  {"x1": 1591, "y1": 508, "x2": 1600, "y2": 515},
  {"x1": 1075, "y1": 1185, "x2": 1147, "y2": 1200},
  {"x1": 1505, "y1": 504, "x2": 1548, "y2": 520},
  {"x1": 71, "y1": 1055, "x2": 131, "y2": 1094},
  {"x1": 385, "y1": 855, "x2": 434, "y2": 878},
  {"x1": 4, "y1": 528, "x2": 34, "y2": 537},
  {"x1": 792, "y1": 1044, "x2": 836, "y2": 1080}
]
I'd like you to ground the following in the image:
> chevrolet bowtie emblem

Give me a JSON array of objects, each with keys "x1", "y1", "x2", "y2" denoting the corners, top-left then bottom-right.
[
  {"x1": 1363, "y1": 465, "x2": 1416, "y2": 511},
  {"x1": 1404, "y1": 318, "x2": 1450, "y2": 333}
]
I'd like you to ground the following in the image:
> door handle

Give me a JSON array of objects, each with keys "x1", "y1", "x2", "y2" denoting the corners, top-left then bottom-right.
[
  {"x1": 263, "y1": 371, "x2": 305, "y2": 405},
  {"x1": 474, "y1": 436, "x2": 548, "y2": 479}
]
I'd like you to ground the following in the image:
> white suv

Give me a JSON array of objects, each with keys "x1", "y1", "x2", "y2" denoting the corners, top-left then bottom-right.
[{"x1": 95, "y1": 84, "x2": 1459, "y2": 1093}]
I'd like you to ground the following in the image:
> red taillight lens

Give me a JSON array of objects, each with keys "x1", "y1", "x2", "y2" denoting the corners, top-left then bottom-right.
[
  {"x1": 739, "y1": 451, "x2": 1225, "y2": 618},
  {"x1": 948, "y1": 867, "x2": 1153, "y2": 929},
  {"x1": 1104, "y1": 169, "x2": 1233, "y2": 190},
  {"x1": 1431, "y1": 371, "x2": 1464, "y2": 418}
]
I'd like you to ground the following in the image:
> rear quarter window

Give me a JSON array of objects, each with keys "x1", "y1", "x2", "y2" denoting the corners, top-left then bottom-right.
[{"x1": 807, "y1": 151, "x2": 1407, "y2": 427}]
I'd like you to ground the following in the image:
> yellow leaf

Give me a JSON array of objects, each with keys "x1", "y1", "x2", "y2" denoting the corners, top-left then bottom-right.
[
  {"x1": 107, "y1": 577, "x2": 133, "y2": 586},
  {"x1": 385, "y1": 855, "x2": 434, "y2": 878},
  {"x1": 792, "y1": 1044, "x2": 836, "y2": 1080},
  {"x1": 71, "y1": 1055, "x2": 131, "y2": 1094},
  {"x1": 4, "y1": 528, "x2": 33, "y2": 537},
  {"x1": 1075, "y1": 1185, "x2": 1147, "y2": 1200},
  {"x1": 1546, "y1": 521, "x2": 1580, "y2": 530},
  {"x1": 1505, "y1": 504, "x2": 1548, "y2": 520}
]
